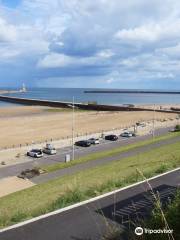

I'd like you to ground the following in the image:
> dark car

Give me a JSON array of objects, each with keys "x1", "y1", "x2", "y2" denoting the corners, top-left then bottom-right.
[
  {"x1": 75, "y1": 140, "x2": 91, "y2": 147},
  {"x1": 105, "y1": 134, "x2": 118, "y2": 141}
]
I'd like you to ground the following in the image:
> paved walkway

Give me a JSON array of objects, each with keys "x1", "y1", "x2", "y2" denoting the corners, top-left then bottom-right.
[{"x1": 0, "y1": 177, "x2": 35, "y2": 198}]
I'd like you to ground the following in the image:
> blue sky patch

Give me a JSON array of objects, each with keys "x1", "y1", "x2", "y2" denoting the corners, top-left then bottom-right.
[{"x1": 2, "y1": 0, "x2": 21, "y2": 8}]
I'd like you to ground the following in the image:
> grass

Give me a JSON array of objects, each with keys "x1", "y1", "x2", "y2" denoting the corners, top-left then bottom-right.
[
  {"x1": 131, "y1": 191, "x2": 180, "y2": 240},
  {"x1": 43, "y1": 131, "x2": 180, "y2": 173},
  {"x1": 0, "y1": 141, "x2": 180, "y2": 228}
]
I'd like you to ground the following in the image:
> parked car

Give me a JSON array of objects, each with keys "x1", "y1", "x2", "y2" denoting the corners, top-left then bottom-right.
[
  {"x1": 88, "y1": 138, "x2": 100, "y2": 144},
  {"x1": 43, "y1": 147, "x2": 56, "y2": 155},
  {"x1": 129, "y1": 131, "x2": 137, "y2": 137},
  {"x1": 105, "y1": 135, "x2": 118, "y2": 141},
  {"x1": 43, "y1": 144, "x2": 57, "y2": 155},
  {"x1": 27, "y1": 149, "x2": 43, "y2": 158},
  {"x1": 75, "y1": 140, "x2": 91, "y2": 147},
  {"x1": 120, "y1": 131, "x2": 133, "y2": 137}
]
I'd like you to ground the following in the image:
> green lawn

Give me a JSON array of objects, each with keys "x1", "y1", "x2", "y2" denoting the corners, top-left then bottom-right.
[
  {"x1": 43, "y1": 132, "x2": 180, "y2": 173},
  {"x1": 0, "y1": 140, "x2": 180, "y2": 228}
]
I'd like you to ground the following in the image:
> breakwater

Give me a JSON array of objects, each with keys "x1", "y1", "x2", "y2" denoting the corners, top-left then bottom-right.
[
  {"x1": 0, "y1": 95, "x2": 179, "y2": 113},
  {"x1": 84, "y1": 90, "x2": 180, "y2": 94}
]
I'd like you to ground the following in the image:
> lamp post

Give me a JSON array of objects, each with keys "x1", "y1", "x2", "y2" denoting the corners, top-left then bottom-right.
[
  {"x1": 72, "y1": 96, "x2": 75, "y2": 161},
  {"x1": 152, "y1": 104, "x2": 155, "y2": 139}
]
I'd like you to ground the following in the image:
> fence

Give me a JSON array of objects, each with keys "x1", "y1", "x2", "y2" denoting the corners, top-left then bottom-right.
[{"x1": 0, "y1": 124, "x2": 136, "y2": 151}]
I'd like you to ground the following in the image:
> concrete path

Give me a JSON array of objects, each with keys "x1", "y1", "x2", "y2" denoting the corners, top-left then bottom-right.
[{"x1": 0, "y1": 177, "x2": 35, "y2": 198}]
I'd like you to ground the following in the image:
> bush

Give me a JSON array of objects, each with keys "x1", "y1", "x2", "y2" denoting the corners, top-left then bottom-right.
[
  {"x1": 174, "y1": 125, "x2": 180, "y2": 131},
  {"x1": 143, "y1": 191, "x2": 180, "y2": 240}
]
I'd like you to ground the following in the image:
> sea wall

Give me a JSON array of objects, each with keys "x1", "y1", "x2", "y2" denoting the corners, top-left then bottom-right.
[{"x1": 0, "y1": 95, "x2": 179, "y2": 113}]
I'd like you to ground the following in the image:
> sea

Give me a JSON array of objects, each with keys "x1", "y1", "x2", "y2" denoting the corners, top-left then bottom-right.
[{"x1": 0, "y1": 88, "x2": 180, "y2": 107}]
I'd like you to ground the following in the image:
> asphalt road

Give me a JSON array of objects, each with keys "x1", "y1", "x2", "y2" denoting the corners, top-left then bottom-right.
[
  {"x1": 32, "y1": 134, "x2": 180, "y2": 184},
  {"x1": 0, "y1": 126, "x2": 174, "y2": 180},
  {"x1": 0, "y1": 169, "x2": 179, "y2": 240}
]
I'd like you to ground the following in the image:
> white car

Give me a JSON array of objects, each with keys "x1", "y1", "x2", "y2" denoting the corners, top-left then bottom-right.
[
  {"x1": 43, "y1": 144, "x2": 57, "y2": 155},
  {"x1": 27, "y1": 149, "x2": 43, "y2": 158},
  {"x1": 43, "y1": 147, "x2": 57, "y2": 155},
  {"x1": 88, "y1": 138, "x2": 100, "y2": 144},
  {"x1": 120, "y1": 132, "x2": 133, "y2": 137}
]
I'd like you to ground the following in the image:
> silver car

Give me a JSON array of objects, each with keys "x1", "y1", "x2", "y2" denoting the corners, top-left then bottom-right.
[
  {"x1": 120, "y1": 132, "x2": 133, "y2": 137},
  {"x1": 88, "y1": 138, "x2": 100, "y2": 144},
  {"x1": 43, "y1": 147, "x2": 57, "y2": 155},
  {"x1": 27, "y1": 149, "x2": 43, "y2": 158}
]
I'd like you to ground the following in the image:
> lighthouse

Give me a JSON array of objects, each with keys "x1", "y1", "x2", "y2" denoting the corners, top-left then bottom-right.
[{"x1": 20, "y1": 83, "x2": 27, "y2": 92}]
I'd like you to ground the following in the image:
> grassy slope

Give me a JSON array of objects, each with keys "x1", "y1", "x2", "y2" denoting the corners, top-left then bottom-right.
[
  {"x1": 0, "y1": 141, "x2": 180, "y2": 228},
  {"x1": 43, "y1": 132, "x2": 180, "y2": 173},
  {"x1": 144, "y1": 192, "x2": 180, "y2": 240}
]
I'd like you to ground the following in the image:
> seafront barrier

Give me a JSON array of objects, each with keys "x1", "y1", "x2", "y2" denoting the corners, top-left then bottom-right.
[
  {"x1": 0, "y1": 95, "x2": 180, "y2": 113},
  {"x1": 84, "y1": 90, "x2": 180, "y2": 94}
]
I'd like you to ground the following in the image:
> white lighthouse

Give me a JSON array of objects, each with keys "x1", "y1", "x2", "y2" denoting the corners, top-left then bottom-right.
[{"x1": 20, "y1": 83, "x2": 27, "y2": 93}]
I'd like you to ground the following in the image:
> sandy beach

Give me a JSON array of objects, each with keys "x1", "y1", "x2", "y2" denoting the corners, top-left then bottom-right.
[
  {"x1": 0, "y1": 104, "x2": 179, "y2": 192},
  {"x1": 0, "y1": 104, "x2": 178, "y2": 167},
  {"x1": 0, "y1": 105, "x2": 179, "y2": 149}
]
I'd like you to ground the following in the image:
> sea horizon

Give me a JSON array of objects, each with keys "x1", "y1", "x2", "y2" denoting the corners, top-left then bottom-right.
[
  {"x1": 0, "y1": 87, "x2": 180, "y2": 107},
  {"x1": 1, "y1": 86, "x2": 180, "y2": 91}
]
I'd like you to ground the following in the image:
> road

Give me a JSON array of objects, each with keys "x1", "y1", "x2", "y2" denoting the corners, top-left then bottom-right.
[
  {"x1": 0, "y1": 169, "x2": 179, "y2": 240},
  {"x1": 0, "y1": 126, "x2": 176, "y2": 180},
  {"x1": 32, "y1": 134, "x2": 180, "y2": 184}
]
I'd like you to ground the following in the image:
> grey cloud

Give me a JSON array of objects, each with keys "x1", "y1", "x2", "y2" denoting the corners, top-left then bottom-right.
[{"x1": 1, "y1": 0, "x2": 180, "y2": 88}]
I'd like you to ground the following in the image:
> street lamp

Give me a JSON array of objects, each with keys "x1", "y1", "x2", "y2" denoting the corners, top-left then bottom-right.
[
  {"x1": 152, "y1": 104, "x2": 155, "y2": 139},
  {"x1": 72, "y1": 96, "x2": 75, "y2": 161}
]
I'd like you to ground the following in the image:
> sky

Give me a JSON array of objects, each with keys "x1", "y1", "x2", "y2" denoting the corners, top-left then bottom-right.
[{"x1": 0, "y1": 0, "x2": 180, "y2": 89}]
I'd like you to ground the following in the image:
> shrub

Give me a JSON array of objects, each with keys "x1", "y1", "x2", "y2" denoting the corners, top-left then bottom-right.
[{"x1": 174, "y1": 125, "x2": 180, "y2": 131}]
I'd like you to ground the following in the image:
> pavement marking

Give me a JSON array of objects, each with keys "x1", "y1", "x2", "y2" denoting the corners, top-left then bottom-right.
[
  {"x1": 112, "y1": 186, "x2": 177, "y2": 221},
  {"x1": 0, "y1": 167, "x2": 179, "y2": 233}
]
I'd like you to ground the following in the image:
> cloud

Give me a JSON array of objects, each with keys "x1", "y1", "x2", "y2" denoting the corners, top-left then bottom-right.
[
  {"x1": 97, "y1": 49, "x2": 114, "y2": 58},
  {"x1": 37, "y1": 50, "x2": 114, "y2": 69},
  {"x1": 1, "y1": 0, "x2": 180, "y2": 88},
  {"x1": 0, "y1": 46, "x2": 20, "y2": 60},
  {"x1": 0, "y1": 17, "x2": 17, "y2": 42},
  {"x1": 115, "y1": 19, "x2": 180, "y2": 46},
  {"x1": 37, "y1": 53, "x2": 73, "y2": 68},
  {"x1": 156, "y1": 43, "x2": 180, "y2": 58}
]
